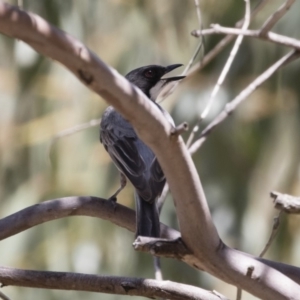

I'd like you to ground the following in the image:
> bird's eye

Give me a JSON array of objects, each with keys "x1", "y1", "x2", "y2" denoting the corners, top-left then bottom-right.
[{"x1": 144, "y1": 69, "x2": 154, "y2": 78}]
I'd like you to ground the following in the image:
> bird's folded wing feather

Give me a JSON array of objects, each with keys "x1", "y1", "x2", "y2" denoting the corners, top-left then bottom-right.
[{"x1": 101, "y1": 121, "x2": 154, "y2": 200}]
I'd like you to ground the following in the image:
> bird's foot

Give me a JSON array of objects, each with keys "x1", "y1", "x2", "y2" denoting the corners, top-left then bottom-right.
[{"x1": 107, "y1": 195, "x2": 117, "y2": 210}]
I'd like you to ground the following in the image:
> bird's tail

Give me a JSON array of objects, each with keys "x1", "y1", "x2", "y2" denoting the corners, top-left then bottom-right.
[{"x1": 135, "y1": 193, "x2": 160, "y2": 238}]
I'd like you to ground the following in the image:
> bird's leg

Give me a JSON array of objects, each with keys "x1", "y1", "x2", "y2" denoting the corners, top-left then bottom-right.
[{"x1": 108, "y1": 172, "x2": 127, "y2": 203}]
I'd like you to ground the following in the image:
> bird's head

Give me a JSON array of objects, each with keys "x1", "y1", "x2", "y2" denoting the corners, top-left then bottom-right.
[{"x1": 125, "y1": 64, "x2": 185, "y2": 101}]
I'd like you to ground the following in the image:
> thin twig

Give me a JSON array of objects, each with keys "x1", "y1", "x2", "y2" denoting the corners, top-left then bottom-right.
[
  {"x1": 194, "y1": 0, "x2": 202, "y2": 29},
  {"x1": 157, "y1": 183, "x2": 170, "y2": 214},
  {"x1": 186, "y1": 0, "x2": 251, "y2": 147},
  {"x1": 201, "y1": 0, "x2": 251, "y2": 120},
  {"x1": 187, "y1": 0, "x2": 251, "y2": 147},
  {"x1": 154, "y1": 257, "x2": 163, "y2": 281},
  {"x1": 187, "y1": 0, "x2": 269, "y2": 77},
  {"x1": 189, "y1": 50, "x2": 300, "y2": 155},
  {"x1": 259, "y1": 0, "x2": 295, "y2": 36},
  {"x1": 192, "y1": 26, "x2": 300, "y2": 50},
  {"x1": 48, "y1": 118, "x2": 101, "y2": 158},
  {"x1": 159, "y1": 41, "x2": 203, "y2": 100},
  {"x1": 259, "y1": 211, "x2": 282, "y2": 258},
  {"x1": 50, "y1": 118, "x2": 101, "y2": 142},
  {"x1": 159, "y1": 0, "x2": 204, "y2": 101}
]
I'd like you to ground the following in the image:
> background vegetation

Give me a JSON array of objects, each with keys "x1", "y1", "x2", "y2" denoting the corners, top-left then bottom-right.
[{"x1": 0, "y1": 0, "x2": 299, "y2": 299}]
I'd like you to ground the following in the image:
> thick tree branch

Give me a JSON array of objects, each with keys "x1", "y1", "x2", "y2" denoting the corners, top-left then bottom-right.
[
  {"x1": 1, "y1": 2, "x2": 300, "y2": 299},
  {"x1": 0, "y1": 266, "x2": 228, "y2": 300}
]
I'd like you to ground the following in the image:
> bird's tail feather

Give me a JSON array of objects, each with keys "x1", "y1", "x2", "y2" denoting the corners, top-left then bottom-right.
[{"x1": 135, "y1": 193, "x2": 160, "y2": 238}]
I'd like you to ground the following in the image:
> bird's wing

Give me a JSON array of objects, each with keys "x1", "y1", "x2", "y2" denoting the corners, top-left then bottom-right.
[
  {"x1": 100, "y1": 118, "x2": 154, "y2": 201},
  {"x1": 150, "y1": 157, "x2": 165, "y2": 183}
]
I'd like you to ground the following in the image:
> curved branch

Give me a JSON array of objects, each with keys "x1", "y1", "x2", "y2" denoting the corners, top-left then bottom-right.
[
  {"x1": 0, "y1": 196, "x2": 179, "y2": 241},
  {"x1": 0, "y1": 3, "x2": 300, "y2": 299},
  {"x1": 0, "y1": 266, "x2": 228, "y2": 300}
]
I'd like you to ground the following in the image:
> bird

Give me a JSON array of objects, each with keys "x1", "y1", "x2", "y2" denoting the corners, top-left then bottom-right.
[{"x1": 99, "y1": 64, "x2": 185, "y2": 238}]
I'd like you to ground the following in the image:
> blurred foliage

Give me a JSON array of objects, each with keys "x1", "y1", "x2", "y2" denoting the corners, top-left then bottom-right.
[{"x1": 0, "y1": 0, "x2": 300, "y2": 299}]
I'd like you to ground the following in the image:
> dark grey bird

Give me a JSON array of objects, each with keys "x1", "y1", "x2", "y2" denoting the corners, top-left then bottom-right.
[{"x1": 100, "y1": 64, "x2": 185, "y2": 237}]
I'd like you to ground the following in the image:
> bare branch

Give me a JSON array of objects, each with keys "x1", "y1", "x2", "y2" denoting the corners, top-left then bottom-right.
[
  {"x1": 192, "y1": 25, "x2": 300, "y2": 50},
  {"x1": 50, "y1": 118, "x2": 101, "y2": 141},
  {"x1": 271, "y1": 191, "x2": 300, "y2": 214},
  {"x1": 259, "y1": 211, "x2": 282, "y2": 257},
  {"x1": 194, "y1": 0, "x2": 202, "y2": 29},
  {"x1": 48, "y1": 118, "x2": 101, "y2": 160},
  {"x1": 159, "y1": 0, "x2": 204, "y2": 100},
  {"x1": 201, "y1": 0, "x2": 251, "y2": 120},
  {"x1": 188, "y1": 0, "x2": 269, "y2": 76},
  {"x1": 187, "y1": 0, "x2": 251, "y2": 147},
  {"x1": 259, "y1": 0, "x2": 295, "y2": 36},
  {"x1": 189, "y1": 50, "x2": 300, "y2": 155},
  {"x1": 0, "y1": 196, "x2": 179, "y2": 241},
  {"x1": 153, "y1": 257, "x2": 163, "y2": 281},
  {"x1": 1, "y1": 3, "x2": 300, "y2": 299},
  {"x1": 159, "y1": 41, "x2": 203, "y2": 100},
  {"x1": 157, "y1": 183, "x2": 170, "y2": 213},
  {"x1": 0, "y1": 266, "x2": 228, "y2": 300}
]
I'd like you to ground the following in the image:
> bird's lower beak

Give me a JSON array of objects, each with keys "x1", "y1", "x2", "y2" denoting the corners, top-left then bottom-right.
[{"x1": 163, "y1": 64, "x2": 185, "y2": 82}]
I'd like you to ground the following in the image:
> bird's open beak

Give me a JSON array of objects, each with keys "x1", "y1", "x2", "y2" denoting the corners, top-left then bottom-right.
[{"x1": 163, "y1": 64, "x2": 185, "y2": 82}]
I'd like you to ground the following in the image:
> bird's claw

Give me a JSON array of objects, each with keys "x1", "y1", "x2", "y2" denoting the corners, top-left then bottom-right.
[{"x1": 107, "y1": 196, "x2": 117, "y2": 210}]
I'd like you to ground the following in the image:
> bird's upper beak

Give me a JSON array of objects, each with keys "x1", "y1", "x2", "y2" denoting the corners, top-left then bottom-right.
[{"x1": 162, "y1": 64, "x2": 185, "y2": 82}]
